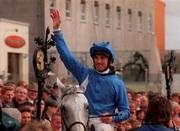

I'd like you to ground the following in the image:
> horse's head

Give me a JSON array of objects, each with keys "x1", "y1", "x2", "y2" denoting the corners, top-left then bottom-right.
[{"x1": 61, "y1": 86, "x2": 89, "y2": 131}]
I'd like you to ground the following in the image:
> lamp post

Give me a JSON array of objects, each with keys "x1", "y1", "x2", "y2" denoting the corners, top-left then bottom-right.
[
  {"x1": 33, "y1": 27, "x2": 56, "y2": 120},
  {"x1": 164, "y1": 51, "x2": 176, "y2": 99}
]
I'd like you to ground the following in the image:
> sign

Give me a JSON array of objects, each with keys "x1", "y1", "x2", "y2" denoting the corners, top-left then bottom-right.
[{"x1": 5, "y1": 35, "x2": 25, "y2": 48}]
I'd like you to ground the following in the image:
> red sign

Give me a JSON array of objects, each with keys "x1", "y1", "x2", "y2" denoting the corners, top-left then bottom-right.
[{"x1": 5, "y1": 35, "x2": 25, "y2": 48}]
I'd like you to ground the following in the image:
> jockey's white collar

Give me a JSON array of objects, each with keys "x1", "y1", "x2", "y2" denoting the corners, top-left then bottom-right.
[{"x1": 96, "y1": 68, "x2": 110, "y2": 74}]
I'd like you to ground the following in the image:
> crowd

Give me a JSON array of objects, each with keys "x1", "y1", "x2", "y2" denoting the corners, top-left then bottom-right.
[
  {"x1": 0, "y1": 78, "x2": 179, "y2": 131},
  {"x1": 114, "y1": 91, "x2": 180, "y2": 131},
  {"x1": 0, "y1": 78, "x2": 65, "y2": 131}
]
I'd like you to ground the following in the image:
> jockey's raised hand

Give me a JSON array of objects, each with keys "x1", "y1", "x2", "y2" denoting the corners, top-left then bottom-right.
[{"x1": 50, "y1": 9, "x2": 61, "y2": 29}]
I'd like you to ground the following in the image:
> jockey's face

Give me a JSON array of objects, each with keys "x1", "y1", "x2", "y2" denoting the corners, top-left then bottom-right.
[{"x1": 93, "y1": 54, "x2": 109, "y2": 72}]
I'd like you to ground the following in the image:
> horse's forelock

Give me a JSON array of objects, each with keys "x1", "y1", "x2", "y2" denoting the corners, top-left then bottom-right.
[{"x1": 62, "y1": 85, "x2": 79, "y2": 97}]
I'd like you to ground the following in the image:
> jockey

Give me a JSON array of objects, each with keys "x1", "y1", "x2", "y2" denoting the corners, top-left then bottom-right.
[{"x1": 50, "y1": 9, "x2": 130, "y2": 131}]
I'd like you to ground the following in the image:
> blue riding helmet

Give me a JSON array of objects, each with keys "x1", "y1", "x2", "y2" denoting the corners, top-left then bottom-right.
[{"x1": 90, "y1": 42, "x2": 115, "y2": 63}]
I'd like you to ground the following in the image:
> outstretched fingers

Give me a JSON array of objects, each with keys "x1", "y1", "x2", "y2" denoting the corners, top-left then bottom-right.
[
  {"x1": 50, "y1": 9, "x2": 61, "y2": 29},
  {"x1": 50, "y1": 9, "x2": 58, "y2": 19}
]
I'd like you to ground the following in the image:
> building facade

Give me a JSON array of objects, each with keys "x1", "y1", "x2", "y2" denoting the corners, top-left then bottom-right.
[
  {"x1": 0, "y1": 19, "x2": 29, "y2": 82},
  {"x1": 0, "y1": 0, "x2": 165, "y2": 91},
  {"x1": 44, "y1": 0, "x2": 165, "y2": 91},
  {"x1": 0, "y1": 0, "x2": 45, "y2": 82}
]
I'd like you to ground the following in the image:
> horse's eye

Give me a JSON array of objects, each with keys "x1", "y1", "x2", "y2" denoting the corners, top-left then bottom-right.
[
  {"x1": 84, "y1": 104, "x2": 88, "y2": 110},
  {"x1": 61, "y1": 105, "x2": 66, "y2": 112}
]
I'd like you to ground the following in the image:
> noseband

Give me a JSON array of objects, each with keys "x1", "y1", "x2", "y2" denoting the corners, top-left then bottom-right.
[{"x1": 62, "y1": 118, "x2": 88, "y2": 131}]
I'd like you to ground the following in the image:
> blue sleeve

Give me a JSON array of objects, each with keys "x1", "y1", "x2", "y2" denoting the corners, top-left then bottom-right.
[
  {"x1": 53, "y1": 30, "x2": 89, "y2": 84},
  {"x1": 112, "y1": 80, "x2": 130, "y2": 122}
]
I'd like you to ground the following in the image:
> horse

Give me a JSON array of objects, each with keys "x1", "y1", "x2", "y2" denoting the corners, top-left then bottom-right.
[
  {"x1": 60, "y1": 85, "x2": 89, "y2": 131},
  {"x1": 56, "y1": 79, "x2": 117, "y2": 131}
]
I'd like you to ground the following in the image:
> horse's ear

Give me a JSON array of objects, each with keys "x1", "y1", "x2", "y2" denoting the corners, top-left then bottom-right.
[
  {"x1": 56, "y1": 77, "x2": 65, "y2": 88},
  {"x1": 55, "y1": 77, "x2": 67, "y2": 95},
  {"x1": 77, "y1": 85, "x2": 86, "y2": 93}
]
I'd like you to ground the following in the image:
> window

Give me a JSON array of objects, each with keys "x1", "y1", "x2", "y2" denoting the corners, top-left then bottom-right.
[
  {"x1": 80, "y1": 0, "x2": 86, "y2": 20},
  {"x1": 116, "y1": 6, "x2": 121, "y2": 28},
  {"x1": 147, "y1": 13, "x2": 152, "y2": 33},
  {"x1": 94, "y1": 1, "x2": 99, "y2": 23},
  {"x1": 128, "y1": 9, "x2": 132, "y2": 31},
  {"x1": 105, "y1": 3, "x2": 110, "y2": 25},
  {"x1": 66, "y1": 0, "x2": 71, "y2": 17},
  {"x1": 137, "y1": 11, "x2": 143, "y2": 32},
  {"x1": 50, "y1": 0, "x2": 56, "y2": 7}
]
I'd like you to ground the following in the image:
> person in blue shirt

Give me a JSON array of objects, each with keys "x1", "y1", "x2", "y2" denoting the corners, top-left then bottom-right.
[{"x1": 50, "y1": 9, "x2": 130, "y2": 131}]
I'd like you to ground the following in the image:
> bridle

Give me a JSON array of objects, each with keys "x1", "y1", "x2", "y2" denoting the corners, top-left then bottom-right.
[{"x1": 61, "y1": 91, "x2": 88, "y2": 131}]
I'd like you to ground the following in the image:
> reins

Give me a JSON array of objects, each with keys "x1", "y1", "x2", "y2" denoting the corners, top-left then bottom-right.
[
  {"x1": 89, "y1": 112, "x2": 122, "y2": 118},
  {"x1": 62, "y1": 117, "x2": 88, "y2": 131}
]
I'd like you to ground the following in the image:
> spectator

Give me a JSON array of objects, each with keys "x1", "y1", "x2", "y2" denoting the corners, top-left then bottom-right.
[
  {"x1": 42, "y1": 98, "x2": 59, "y2": 122},
  {"x1": 140, "y1": 96, "x2": 148, "y2": 113},
  {"x1": 137, "y1": 95, "x2": 174, "y2": 131},
  {"x1": 136, "y1": 108, "x2": 145, "y2": 126},
  {"x1": 27, "y1": 82, "x2": 38, "y2": 104},
  {"x1": 33, "y1": 99, "x2": 45, "y2": 119},
  {"x1": 130, "y1": 101, "x2": 137, "y2": 119},
  {"x1": 20, "y1": 120, "x2": 52, "y2": 131},
  {"x1": 128, "y1": 118, "x2": 141, "y2": 129},
  {"x1": 135, "y1": 92, "x2": 142, "y2": 99},
  {"x1": 1, "y1": 85, "x2": 15, "y2": 107},
  {"x1": 16, "y1": 80, "x2": 26, "y2": 87},
  {"x1": 51, "y1": 112, "x2": 62, "y2": 131},
  {"x1": 18, "y1": 101, "x2": 35, "y2": 115},
  {"x1": 147, "y1": 91, "x2": 159, "y2": 101},
  {"x1": 12, "y1": 86, "x2": 28, "y2": 108},
  {"x1": 170, "y1": 101, "x2": 180, "y2": 130},
  {"x1": 20, "y1": 108, "x2": 32, "y2": 127},
  {"x1": 171, "y1": 93, "x2": 180, "y2": 104},
  {"x1": 5, "y1": 81, "x2": 16, "y2": 89},
  {"x1": 135, "y1": 97, "x2": 141, "y2": 109},
  {"x1": 2, "y1": 108, "x2": 22, "y2": 123},
  {"x1": 128, "y1": 91, "x2": 135, "y2": 103},
  {"x1": 1, "y1": 108, "x2": 21, "y2": 130}
]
